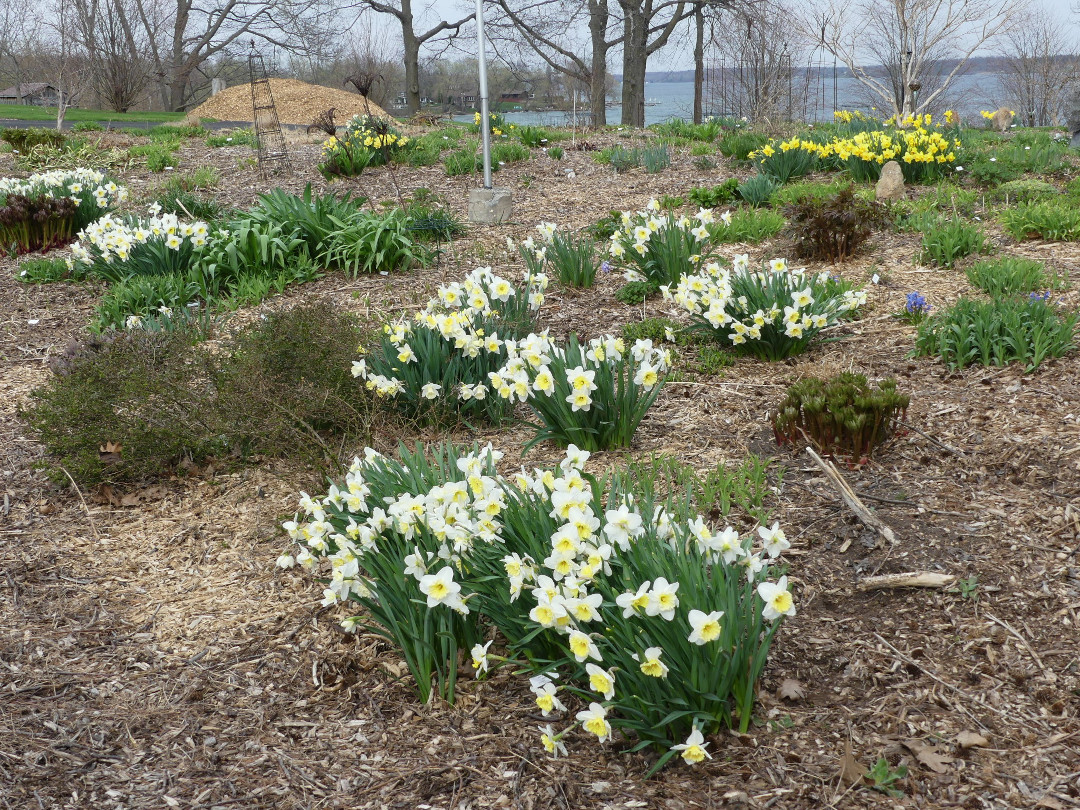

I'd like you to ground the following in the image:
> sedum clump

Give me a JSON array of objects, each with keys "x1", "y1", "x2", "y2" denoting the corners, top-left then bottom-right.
[{"x1": 772, "y1": 372, "x2": 909, "y2": 465}]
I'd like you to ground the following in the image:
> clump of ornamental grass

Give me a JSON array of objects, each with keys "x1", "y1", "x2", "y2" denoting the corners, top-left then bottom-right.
[
  {"x1": 914, "y1": 295, "x2": 1077, "y2": 372},
  {"x1": 278, "y1": 442, "x2": 797, "y2": 771},
  {"x1": 666, "y1": 255, "x2": 866, "y2": 360},
  {"x1": 772, "y1": 372, "x2": 909, "y2": 466},
  {"x1": 354, "y1": 266, "x2": 547, "y2": 424},
  {"x1": 607, "y1": 199, "x2": 721, "y2": 287},
  {"x1": 965, "y1": 257, "x2": 1063, "y2": 298}
]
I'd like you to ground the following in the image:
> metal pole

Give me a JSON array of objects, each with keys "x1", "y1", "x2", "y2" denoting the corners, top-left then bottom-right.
[{"x1": 475, "y1": 0, "x2": 493, "y2": 189}]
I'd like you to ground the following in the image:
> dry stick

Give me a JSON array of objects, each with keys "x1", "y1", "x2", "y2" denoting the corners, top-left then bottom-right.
[
  {"x1": 59, "y1": 466, "x2": 101, "y2": 542},
  {"x1": 856, "y1": 572, "x2": 956, "y2": 591},
  {"x1": 805, "y1": 448, "x2": 897, "y2": 545},
  {"x1": 898, "y1": 419, "x2": 965, "y2": 457},
  {"x1": 985, "y1": 612, "x2": 1049, "y2": 675}
]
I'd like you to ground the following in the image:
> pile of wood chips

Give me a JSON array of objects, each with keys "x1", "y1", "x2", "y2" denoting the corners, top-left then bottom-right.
[{"x1": 188, "y1": 79, "x2": 392, "y2": 126}]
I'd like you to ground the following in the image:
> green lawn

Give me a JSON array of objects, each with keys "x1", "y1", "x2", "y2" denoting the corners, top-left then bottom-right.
[{"x1": 0, "y1": 104, "x2": 186, "y2": 123}]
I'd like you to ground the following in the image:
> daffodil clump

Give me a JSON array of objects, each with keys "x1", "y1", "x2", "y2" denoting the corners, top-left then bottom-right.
[
  {"x1": 353, "y1": 266, "x2": 548, "y2": 423},
  {"x1": 747, "y1": 137, "x2": 821, "y2": 183},
  {"x1": 319, "y1": 116, "x2": 410, "y2": 178},
  {"x1": 666, "y1": 255, "x2": 867, "y2": 360},
  {"x1": 279, "y1": 441, "x2": 796, "y2": 770},
  {"x1": 0, "y1": 168, "x2": 126, "y2": 253},
  {"x1": 487, "y1": 332, "x2": 670, "y2": 450},
  {"x1": 608, "y1": 199, "x2": 723, "y2": 287},
  {"x1": 70, "y1": 203, "x2": 212, "y2": 282},
  {"x1": 511, "y1": 222, "x2": 600, "y2": 288},
  {"x1": 828, "y1": 124, "x2": 959, "y2": 183},
  {"x1": 470, "y1": 111, "x2": 514, "y2": 137}
]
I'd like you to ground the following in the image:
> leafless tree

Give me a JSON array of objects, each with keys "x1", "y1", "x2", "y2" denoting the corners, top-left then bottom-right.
[
  {"x1": 72, "y1": 0, "x2": 154, "y2": 111},
  {"x1": 347, "y1": 0, "x2": 473, "y2": 115},
  {"x1": 0, "y1": 0, "x2": 36, "y2": 98},
  {"x1": 492, "y1": 0, "x2": 621, "y2": 126},
  {"x1": 617, "y1": 0, "x2": 692, "y2": 126},
  {"x1": 706, "y1": 1, "x2": 811, "y2": 122},
  {"x1": 820, "y1": 0, "x2": 1022, "y2": 117},
  {"x1": 999, "y1": 5, "x2": 1079, "y2": 126}
]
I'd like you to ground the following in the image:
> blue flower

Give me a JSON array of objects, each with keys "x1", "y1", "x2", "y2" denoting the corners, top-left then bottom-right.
[{"x1": 905, "y1": 292, "x2": 930, "y2": 314}]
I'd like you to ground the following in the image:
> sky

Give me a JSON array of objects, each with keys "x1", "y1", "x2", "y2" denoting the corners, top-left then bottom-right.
[{"x1": 384, "y1": 0, "x2": 1080, "y2": 73}]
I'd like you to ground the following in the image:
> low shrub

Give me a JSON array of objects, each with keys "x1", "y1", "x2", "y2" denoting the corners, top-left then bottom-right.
[
  {"x1": 16, "y1": 256, "x2": 83, "y2": 283},
  {"x1": 718, "y1": 131, "x2": 767, "y2": 161},
  {"x1": 711, "y1": 207, "x2": 785, "y2": 244},
  {"x1": 1001, "y1": 201, "x2": 1080, "y2": 241},
  {"x1": 21, "y1": 303, "x2": 379, "y2": 486},
  {"x1": 214, "y1": 303, "x2": 376, "y2": 461},
  {"x1": 786, "y1": 186, "x2": 889, "y2": 262},
  {"x1": 207, "y1": 129, "x2": 257, "y2": 148},
  {"x1": 914, "y1": 296, "x2": 1077, "y2": 371},
  {"x1": 0, "y1": 127, "x2": 66, "y2": 152},
  {"x1": 20, "y1": 327, "x2": 219, "y2": 484},
  {"x1": 689, "y1": 179, "x2": 739, "y2": 209},
  {"x1": 737, "y1": 174, "x2": 781, "y2": 208},
  {"x1": 991, "y1": 179, "x2": 1059, "y2": 205},
  {"x1": 920, "y1": 219, "x2": 986, "y2": 268},
  {"x1": 966, "y1": 257, "x2": 1062, "y2": 297},
  {"x1": 772, "y1": 372, "x2": 909, "y2": 465},
  {"x1": 615, "y1": 280, "x2": 660, "y2": 304}
]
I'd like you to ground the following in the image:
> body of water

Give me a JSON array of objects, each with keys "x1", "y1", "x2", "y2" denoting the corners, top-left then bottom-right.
[{"x1": 455, "y1": 72, "x2": 1010, "y2": 128}]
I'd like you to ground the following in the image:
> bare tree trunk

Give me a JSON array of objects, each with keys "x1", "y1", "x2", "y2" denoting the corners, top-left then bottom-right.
[
  {"x1": 693, "y1": 3, "x2": 704, "y2": 123},
  {"x1": 620, "y1": 2, "x2": 648, "y2": 127},
  {"x1": 588, "y1": 0, "x2": 609, "y2": 127},
  {"x1": 400, "y1": 0, "x2": 421, "y2": 114}
]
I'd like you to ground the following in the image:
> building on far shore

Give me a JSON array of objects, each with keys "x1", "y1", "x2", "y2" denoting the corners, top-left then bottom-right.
[{"x1": 0, "y1": 82, "x2": 65, "y2": 107}]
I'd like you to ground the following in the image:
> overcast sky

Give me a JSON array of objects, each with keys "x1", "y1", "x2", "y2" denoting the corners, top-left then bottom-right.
[{"x1": 395, "y1": 0, "x2": 1080, "y2": 73}]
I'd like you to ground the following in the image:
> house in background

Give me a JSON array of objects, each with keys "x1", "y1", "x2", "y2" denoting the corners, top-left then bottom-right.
[{"x1": 0, "y1": 83, "x2": 65, "y2": 106}]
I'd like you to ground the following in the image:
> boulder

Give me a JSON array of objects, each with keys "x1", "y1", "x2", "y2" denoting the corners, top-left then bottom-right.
[
  {"x1": 875, "y1": 160, "x2": 905, "y2": 202},
  {"x1": 1067, "y1": 88, "x2": 1080, "y2": 148},
  {"x1": 991, "y1": 107, "x2": 1014, "y2": 133}
]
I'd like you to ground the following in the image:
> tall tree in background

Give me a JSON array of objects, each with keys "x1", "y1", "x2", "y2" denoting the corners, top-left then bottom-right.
[
  {"x1": 617, "y1": 0, "x2": 690, "y2": 126},
  {"x1": 493, "y1": 0, "x2": 620, "y2": 127},
  {"x1": 72, "y1": 0, "x2": 155, "y2": 111},
  {"x1": 999, "y1": 5, "x2": 1079, "y2": 126},
  {"x1": 821, "y1": 0, "x2": 1021, "y2": 117},
  {"x1": 354, "y1": 0, "x2": 473, "y2": 114}
]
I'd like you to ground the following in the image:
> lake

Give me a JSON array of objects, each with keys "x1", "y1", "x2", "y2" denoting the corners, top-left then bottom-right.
[{"x1": 456, "y1": 72, "x2": 1014, "y2": 127}]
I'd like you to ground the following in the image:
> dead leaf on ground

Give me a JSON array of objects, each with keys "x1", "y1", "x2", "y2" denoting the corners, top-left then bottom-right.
[
  {"x1": 777, "y1": 678, "x2": 806, "y2": 702},
  {"x1": 98, "y1": 441, "x2": 123, "y2": 464},
  {"x1": 838, "y1": 740, "x2": 867, "y2": 786},
  {"x1": 955, "y1": 731, "x2": 990, "y2": 750},
  {"x1": 902, "y1": 738, "x2": 955, "y2": 773}
]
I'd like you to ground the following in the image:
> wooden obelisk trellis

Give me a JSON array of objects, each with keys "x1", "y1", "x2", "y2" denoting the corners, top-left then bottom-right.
[{"x1": 248, "y1": 43, "x2": 291, "y2": 177}]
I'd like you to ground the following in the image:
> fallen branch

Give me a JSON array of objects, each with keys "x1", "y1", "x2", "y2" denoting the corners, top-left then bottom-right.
[
  {"x1": 856, "y1": 572, "x2": 955, "y2": 591},
  {"x1": 805, "y1": 448, "x2": 897, "y2": 545}
]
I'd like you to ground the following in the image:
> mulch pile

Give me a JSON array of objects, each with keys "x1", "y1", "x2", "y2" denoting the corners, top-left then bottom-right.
[{"x1": 189, "y1": 79, "x2": 391, "y2": 127}]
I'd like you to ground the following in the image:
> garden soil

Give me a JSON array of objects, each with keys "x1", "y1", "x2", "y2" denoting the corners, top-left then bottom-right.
[
  {"x1": 1, "y1": 128, "x2": 1079, "y2": 809},
  {"x1": 188, "y1": 79, "x2": 392, "y2": 127}
]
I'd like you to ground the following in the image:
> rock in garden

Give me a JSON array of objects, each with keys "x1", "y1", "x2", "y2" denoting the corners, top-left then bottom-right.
[
  {"x1": 875, "y1": 160, "x2": 905, "y2": 202},
  {"x1": 992, "y1": 107, "x2": 1013, "y2": 133},
  {"x1": 1067, "y1": 88, "x2": 1080, "y2": 148}
]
